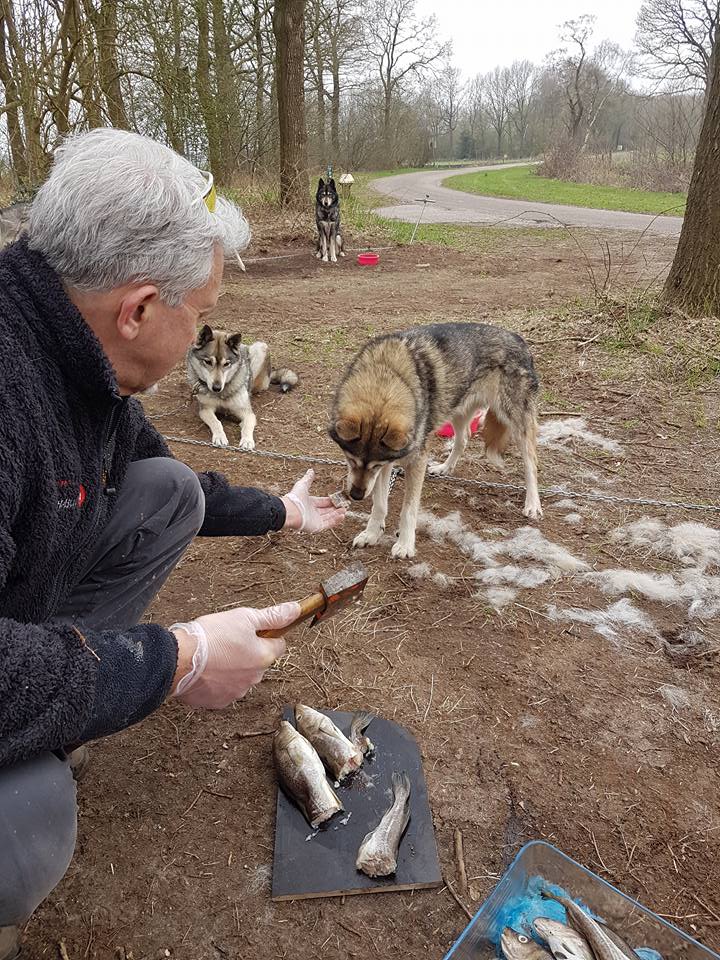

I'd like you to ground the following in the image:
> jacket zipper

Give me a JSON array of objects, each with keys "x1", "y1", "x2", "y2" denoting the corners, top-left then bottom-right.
[{"x1": 48, "y1": 397, "x2": 125, "y2": 616}]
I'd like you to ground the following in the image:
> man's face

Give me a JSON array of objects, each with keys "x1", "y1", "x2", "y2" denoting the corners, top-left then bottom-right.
[{"x1": 133, "y1": 246, "x2": 224, "y2": 391}]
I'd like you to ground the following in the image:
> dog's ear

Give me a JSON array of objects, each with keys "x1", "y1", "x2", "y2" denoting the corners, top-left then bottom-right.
[
  {"x1": 196, "y1": 324, "x2": 213, "y2": 347},
  {"x1": 381, "y1": 424, "x2": 409, "y2": 451},
  {"x1": 318, "y1": 178, "x2": 325, "y2": 189},
  {"x1": 226, "y1": 333, "x2": 243, "y2": 353},
  {"x1": 329, "y1": 178, "x2": 336, "y2": 189},
  {"x1": 334, "y1": 416, "x2": 361, "y2": 442}
]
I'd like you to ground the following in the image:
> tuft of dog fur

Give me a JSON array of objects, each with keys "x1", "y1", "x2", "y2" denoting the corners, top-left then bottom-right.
[{"x1": 328, "y1": 322, "x2": 543, "y2": 558}]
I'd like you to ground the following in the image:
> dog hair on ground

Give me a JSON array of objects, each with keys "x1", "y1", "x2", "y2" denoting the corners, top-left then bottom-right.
[
  {"x1": 612, "y1": 517, "x2": 720, "y2": 569},
  {"x1": 407, "y1": 561, "x2": 453, "y2": 588},
  {"x1": 417, "y1": 510, "x2": 502, "y2": 567},
  {"x1": 475, "y1": 564, "x2": 552, "y2": 588},
  {"x1": 553, "y1": 498, "x2": 580, "y2": 510},
  {"x1": 547, "y1": 598, "x2": 655, "y2": 644},
  {"x1": 538, "y1": 417, "x2": 623, "y2": 456},
  {"x1": 501, "y1": 526, "x2": 589, "y2": 573},
  {"x1": 563, "y1": 512, "x2": 583, "y2": 525},
  {"x1": 483, "y1": 586, "x2": 518, "y2": 609}
]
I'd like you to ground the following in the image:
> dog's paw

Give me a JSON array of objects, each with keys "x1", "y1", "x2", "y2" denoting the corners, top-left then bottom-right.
[
  {"x1": 523, "y1": 501, "x2": 543, "y2": 521},
  {"x1": 428, "y1": 460, "x2": 452, "y2": 477},
  {"x1": 239, "y1": 438, "x2": 256, "y2": 452},
  {"x1": 330, "y1": 255, "x2": 337, "y2": 263},
  {"x1": 315, "y1": 251, "x2": 322, "y2": 259},
  {"x1": 391, "y1": 538, "x2": 416, "y2": 560},
  {"x1": 353, "y1": 528, "x2": 382, "y2": 549},
  {"x1": 212, "y1": 432, "x2": 229, "y2": 447},
  {"x1": 322, "y1": 255, "x2": 329, "y2": 263}
]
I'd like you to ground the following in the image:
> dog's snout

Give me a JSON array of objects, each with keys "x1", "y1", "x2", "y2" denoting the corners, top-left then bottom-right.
[
  {"x1": 349, "y1": 486, "x2": 365, "y2": 501},
  {"x1": 211, "y1": 383, "x2": 223, "y2": 393}
]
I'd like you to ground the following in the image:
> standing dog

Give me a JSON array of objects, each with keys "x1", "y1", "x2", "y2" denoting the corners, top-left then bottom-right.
[
  {"x1": 187, "y1": 325, "x2": 297, "y2": 449},
  {"x1": 328, "y1": 322, "x2": 542, "y2": 559},
  {"x1": 315, "y1": 178, "x2": 344, "y2": 263}
]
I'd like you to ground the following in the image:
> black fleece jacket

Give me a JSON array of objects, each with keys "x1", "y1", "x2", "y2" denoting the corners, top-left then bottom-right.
[{"x1": 0, "y1": 238, "x2": 287, "y2": 769}]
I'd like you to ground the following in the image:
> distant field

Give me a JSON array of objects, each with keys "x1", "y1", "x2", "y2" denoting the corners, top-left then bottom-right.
[{"x1": 444, "y1": 164, "x2": 687, "y2": 216}]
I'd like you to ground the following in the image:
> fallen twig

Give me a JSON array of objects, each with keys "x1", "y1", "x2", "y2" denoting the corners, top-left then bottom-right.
[
  {"x1": 443, "y1": 874, "x2": 473, "y2": 920},
  {"x1": 454, "y1": 829, "x2": 468, "y2": 896}
]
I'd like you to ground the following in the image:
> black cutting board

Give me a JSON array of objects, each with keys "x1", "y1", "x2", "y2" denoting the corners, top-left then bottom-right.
[{"x1": 271, "y1": 707, "x2": 442, "y2": 900}]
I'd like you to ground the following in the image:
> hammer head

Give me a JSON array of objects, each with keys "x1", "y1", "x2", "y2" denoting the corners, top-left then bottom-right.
[{"x1": 313, "y1": 561, "x2": 369, "y2": 624}]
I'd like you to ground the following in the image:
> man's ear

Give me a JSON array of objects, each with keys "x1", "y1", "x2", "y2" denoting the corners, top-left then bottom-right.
[
  {"x1": 226, "y1": 333, "x2": 243, "y2": 353},
  {"x1": 333, "y1": 416, "x2": 361, "y2": 442},
  {"x1": 116, "y1": 285, "x2": 159, "y2": 341},
  {"x1": 196, "y1": 324, "x2": 214, "y2": 347}
]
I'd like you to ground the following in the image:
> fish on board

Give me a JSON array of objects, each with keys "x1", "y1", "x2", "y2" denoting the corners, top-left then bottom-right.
[
  {"x1": 273, "y1": 720, "x2": 343, "y2": 828},
  {"x1": 533, "y1": 917, "x2": 595, "y2": 960},
  {"x1": 356, "y1": 771, "x2": 411, "y2": 878},
  {"x1": 501, "y1": 927, "x2": 554, "y2": 960},
  {"x1": 542, "y1": 892, "x2": 636, "y2": 960},
  {"x1": 295, "y1": 705, "x2": 373, "y2": 781}
]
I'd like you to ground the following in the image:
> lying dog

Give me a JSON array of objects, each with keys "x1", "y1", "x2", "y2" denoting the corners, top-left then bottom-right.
[
  {"x1": 329, "y1": 322, "x2": 542, "y2": 559},
  {"x1": 315, "y1": 177, "x2": 344, "y2": 263},
  {"x1": 187, "y1": 325, "x2": 297, "y2": 449}
]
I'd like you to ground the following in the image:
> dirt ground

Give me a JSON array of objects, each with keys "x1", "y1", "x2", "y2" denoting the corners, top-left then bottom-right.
[{"x1": 26, "y1": 228, "x2": 720, "y2": 960}]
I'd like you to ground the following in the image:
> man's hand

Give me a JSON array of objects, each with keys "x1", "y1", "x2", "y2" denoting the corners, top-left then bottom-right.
[
  {"x1": 281, "y1": 468, "x2": 346, "y2": 532},
  {"x1": 170, "y1": 601, "x2": 300, "y2": 708}
]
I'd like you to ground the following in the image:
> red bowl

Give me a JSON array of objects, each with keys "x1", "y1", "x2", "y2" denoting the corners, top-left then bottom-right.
[{"x1": 357, "y1": 251, "x2": 380, "y2": 266}]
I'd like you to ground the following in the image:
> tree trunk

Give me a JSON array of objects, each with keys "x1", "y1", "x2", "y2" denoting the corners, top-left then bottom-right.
[
  {"x1": 195, "y1": 0, "x2": 222, "y2": 176},
  {"x1": 330, "y1": 49, "x2": 340, "y2": 159},
  {"x1": 273, "y1": 0, "x2": 308, "y2": 207},
  {"x1": 96, "y1": 0, "x2": 129, "y2": 128},
  {"x1": 211, "y1": 0, "x2": 237, "y2": 182},
  {"x1": 311, "y1": 0, "x2": 326, "y2": 160},
  {"x1": 664, "y1": 32, "x2": 720, "y2": 316},
  {"x1": 0, "y1": 13, "x2": 28, "y2": 185},
  {"x1": 253, "y1": 0, "x2": 264, "y2": 164}
]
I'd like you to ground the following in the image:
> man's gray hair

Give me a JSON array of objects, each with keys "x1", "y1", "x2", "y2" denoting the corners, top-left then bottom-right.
[{"x1": 28, "y1": 129, "x2": 250, "y2": 306}]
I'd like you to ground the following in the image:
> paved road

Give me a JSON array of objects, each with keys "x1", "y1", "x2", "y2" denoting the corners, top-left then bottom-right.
[{"x1": 372, "y1": 164, "x2": 684, "y2": 236}]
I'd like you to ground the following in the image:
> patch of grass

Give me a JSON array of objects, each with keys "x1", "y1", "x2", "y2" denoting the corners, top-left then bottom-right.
[{"x1": 444, "y1": 164, "x2": 687, "y2": 216}]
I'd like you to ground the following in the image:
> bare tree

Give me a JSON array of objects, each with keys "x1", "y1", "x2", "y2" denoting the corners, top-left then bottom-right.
[
  {"x1": 434, "y1": 59, "x2": 463, "y2": 157},
  {"x1": 483, "y1": 65, "x2": 511, "y2": 156},
  {"x1": 273, "y1": 0, "x2": 308, "y2": 206},
  {"x1": 365, "y1": 0, "x2": 448, "y2": 161},
  {"x1": 636, "y1": 0, "x2": 719, "y2": 94},
  {"x1": 664, "y1": 27, "x2": 720, "y2": 314},
  {"x1": 507, "y1": 59, "x2": 535, "y2": 155}
]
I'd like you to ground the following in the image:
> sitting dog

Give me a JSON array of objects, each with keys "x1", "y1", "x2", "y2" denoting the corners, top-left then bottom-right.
[
  {"x1": 328, "y1": 322, "x2": 542, "y2": 559},
  {"x1": 187, "y1": 325, "x2": 297, "y2": 449},
  {"x1": 315, "y1": 177, "x2": 344, "y2": 263}
]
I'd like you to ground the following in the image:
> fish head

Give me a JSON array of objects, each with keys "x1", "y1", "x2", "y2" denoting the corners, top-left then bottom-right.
[
  {"x1": 501, "y1": 928, "x2": 540, "y2": 960},
  {"x1": 295, "y1": 704, "x2": 322, "y2": 734}
]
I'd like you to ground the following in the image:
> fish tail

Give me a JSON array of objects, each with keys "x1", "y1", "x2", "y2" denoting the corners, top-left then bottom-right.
[
  {"x1": 350, "y1": 710, "x2": 374, "y2": 738},
  {"x1": 392, "y1": 771, "x2": 412, "y2": 832}
]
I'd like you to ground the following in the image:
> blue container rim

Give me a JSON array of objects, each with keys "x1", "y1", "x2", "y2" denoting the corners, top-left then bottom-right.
[{"x1": 445, "y1": 840, "x2": 720, "y2": 960}]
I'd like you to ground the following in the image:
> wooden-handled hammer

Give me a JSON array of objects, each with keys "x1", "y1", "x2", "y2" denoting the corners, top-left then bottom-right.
[{"x1": 257, "y1": 562, "x2": 369, "y2": 639}]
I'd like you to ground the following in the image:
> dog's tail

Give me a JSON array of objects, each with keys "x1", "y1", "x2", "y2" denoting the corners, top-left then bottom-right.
[{"x1": 270, "y1": 368, "x2": 299, "y2": 393}]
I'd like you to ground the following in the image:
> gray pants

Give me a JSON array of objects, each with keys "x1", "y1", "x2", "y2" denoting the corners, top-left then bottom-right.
[{"x1": 0, "y1": 458, "x2": 204, "y2": 925}]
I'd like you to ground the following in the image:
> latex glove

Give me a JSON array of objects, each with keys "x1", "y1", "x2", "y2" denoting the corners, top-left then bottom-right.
[
  {"x1": 171, "y1": 600, "x2": 300, "y2": 708},
  {"x1": 281, "y1": 468, "x2": 346, "y2": 532}
]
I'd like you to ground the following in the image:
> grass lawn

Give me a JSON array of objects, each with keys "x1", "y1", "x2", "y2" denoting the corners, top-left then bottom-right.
[{"x1": 444, "y1": 164, "x2": 687, "y2": 216}]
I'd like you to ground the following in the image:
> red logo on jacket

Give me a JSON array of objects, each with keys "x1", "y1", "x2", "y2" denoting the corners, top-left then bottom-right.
[{"x1": 57, "y1": 480, "x2": 87, "y2": 510}]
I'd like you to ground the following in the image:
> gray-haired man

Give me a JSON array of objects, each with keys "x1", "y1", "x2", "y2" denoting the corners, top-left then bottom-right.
[{"x1": 0, "y1": 129, "x2": 345, "y2": 959}]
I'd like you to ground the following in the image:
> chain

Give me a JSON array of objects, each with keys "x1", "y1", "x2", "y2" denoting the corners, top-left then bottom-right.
[{"x1": 161, "y1": 434, "x2": 720, "y2": 514}]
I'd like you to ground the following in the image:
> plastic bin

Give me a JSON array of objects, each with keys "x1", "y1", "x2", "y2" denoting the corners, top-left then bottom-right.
[{"x1": 445, "y1": 841, "x2": 719, "y2": 960}]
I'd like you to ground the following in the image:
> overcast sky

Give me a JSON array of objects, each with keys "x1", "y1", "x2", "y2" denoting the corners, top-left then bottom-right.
[{"x1": 415, "y1": 0, "x2": 643, "y2": 78}]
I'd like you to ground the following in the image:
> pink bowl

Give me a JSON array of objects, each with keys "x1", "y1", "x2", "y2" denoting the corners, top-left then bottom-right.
[
  {"x1": 436, "y1": 410, "x2": 486, "y2": 438},
  {"x1": 357, "y1": 251, "x2": 380, "y2": 266}
]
